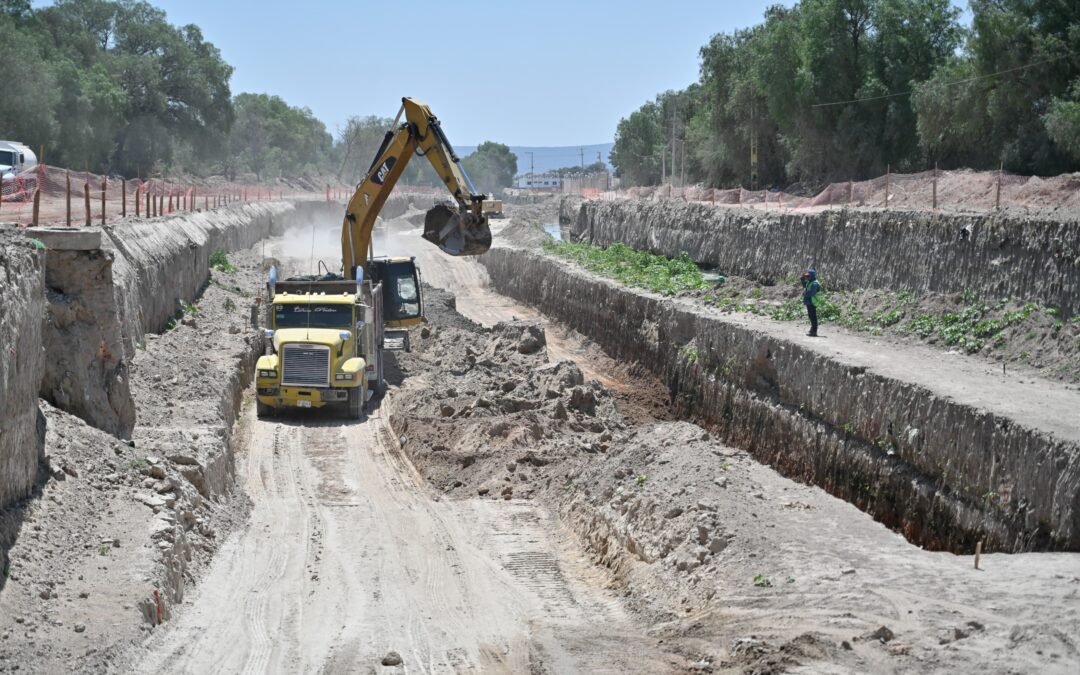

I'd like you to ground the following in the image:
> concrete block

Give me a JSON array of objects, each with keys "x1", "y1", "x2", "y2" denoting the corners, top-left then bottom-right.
[{"x1": 25, "y1": 226, "x2": 102, "y2": 251}]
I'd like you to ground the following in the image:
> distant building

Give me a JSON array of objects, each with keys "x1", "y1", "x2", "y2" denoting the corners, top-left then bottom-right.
[{"x1": 514, "y1": 174, "x2": 561, "y2": 190}]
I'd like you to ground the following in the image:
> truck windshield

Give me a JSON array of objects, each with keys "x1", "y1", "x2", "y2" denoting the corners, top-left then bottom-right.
[
  {"x1": 0, "y1": 151, "x2": 14, "y2": 167},
  {"x1": 274, "y1": 304, "x2": 353, "y2": 328}
]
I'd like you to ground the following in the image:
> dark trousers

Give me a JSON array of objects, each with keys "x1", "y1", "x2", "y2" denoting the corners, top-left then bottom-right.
[{"x1": 805, "y1": 302, "x2": 818, "y2": 335}]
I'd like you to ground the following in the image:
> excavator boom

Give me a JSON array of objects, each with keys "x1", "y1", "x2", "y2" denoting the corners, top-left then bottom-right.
[{"x1": 341, "y1": 98, "x2": 492, "y2": 279}]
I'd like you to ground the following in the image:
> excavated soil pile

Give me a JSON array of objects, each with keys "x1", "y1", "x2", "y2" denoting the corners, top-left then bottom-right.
[{"x1": 390, "y1": 289, "x2": 623, "y2": 500}]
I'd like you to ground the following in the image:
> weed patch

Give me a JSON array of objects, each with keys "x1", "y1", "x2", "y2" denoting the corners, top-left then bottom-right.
[{"x1": 542, "y1": 241, "x2": 707, "y2": 295}]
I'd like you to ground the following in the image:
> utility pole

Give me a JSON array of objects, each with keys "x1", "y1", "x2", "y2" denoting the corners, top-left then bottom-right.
[
  {"x1": 526, "y1": 151, "x2": 534, "y2": 187},
  {"x1": 671, "y1": 103, "x2": 678, "y2": 187},
  {"x1": 750, "y1": 82, "x2": 759, "y2": 191},
  {"x1": 680, "y1": 138, "x2": 686, "y2": 189},
  {"x1": 580, "y1": 147, "x2": 585, "y2": 174}
]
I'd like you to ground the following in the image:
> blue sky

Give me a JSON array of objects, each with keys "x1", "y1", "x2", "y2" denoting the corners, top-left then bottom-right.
[
  {"x1": 38, "y1": 1, "x2": 971, "y2": 147},
  {"x1": 102, "y1": 0, "x2": 799, "y2": 145}
]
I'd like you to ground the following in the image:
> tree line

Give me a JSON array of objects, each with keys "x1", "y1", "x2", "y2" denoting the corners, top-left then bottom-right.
[
  {"x1": 610, "y1": 0, "x2": 1080, "y2": 189},
  {"x1": 1, "y1": 0, "x2": 518, "y2": 190}
]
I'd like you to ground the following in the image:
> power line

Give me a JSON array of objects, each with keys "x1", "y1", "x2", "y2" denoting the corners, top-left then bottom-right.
[{"x1": 809, "y1": 53, "x2": 1071, "y2": 109}]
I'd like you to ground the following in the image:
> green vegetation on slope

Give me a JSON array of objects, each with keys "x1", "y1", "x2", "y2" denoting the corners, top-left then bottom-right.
[{"x1": 542, "y1": 241, "x2": 708, "y2": 296}]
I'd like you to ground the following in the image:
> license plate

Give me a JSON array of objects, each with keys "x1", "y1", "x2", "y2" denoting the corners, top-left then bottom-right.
[{"x1": 297, "y1": 400, "x2": 312, "y2": 408}]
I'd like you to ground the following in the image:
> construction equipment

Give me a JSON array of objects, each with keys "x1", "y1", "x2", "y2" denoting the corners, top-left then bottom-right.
[
  {"x1": 255, "y1": 97, "x2": 491, "y2": 418},
  {"x1": 0, "y1": 141, "x2": 36, "y2": 180},
  {"x1": 482, "y1": 198, "x2": 504, "y2": 218}
]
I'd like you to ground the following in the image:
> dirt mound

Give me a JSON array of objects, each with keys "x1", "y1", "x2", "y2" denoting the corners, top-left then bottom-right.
[{"x1": 390, "y1": 318, "x2": 621, "y2": 500}]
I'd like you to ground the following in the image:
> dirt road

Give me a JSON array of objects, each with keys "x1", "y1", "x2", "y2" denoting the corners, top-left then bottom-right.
[
  {"x1": 131, "y1": 401, "x2": 675, "y2": 674},
  {"x1": 381, "y1": 218, "x2": 631, "y2": 389}
]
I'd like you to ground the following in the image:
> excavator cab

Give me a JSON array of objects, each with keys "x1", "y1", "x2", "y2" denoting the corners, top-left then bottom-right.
[
  {"x1": 369, "y1": 257, "x2": 423, "y2": 327},
  {"x1": 369, "y1": 257, "x2": 423, "y2": 351}
]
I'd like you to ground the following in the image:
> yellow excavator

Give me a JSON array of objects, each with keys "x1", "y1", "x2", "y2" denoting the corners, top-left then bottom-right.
[{"x1": 254, "y1": 98, "x2": 492, "y2": 418}]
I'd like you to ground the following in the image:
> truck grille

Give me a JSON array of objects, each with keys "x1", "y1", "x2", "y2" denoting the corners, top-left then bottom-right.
[{"x1": 281, "y1": 344, "x2": 330, "y2": 387}]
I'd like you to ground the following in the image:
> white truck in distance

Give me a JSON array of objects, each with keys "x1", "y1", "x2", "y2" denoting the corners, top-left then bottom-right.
[{"x1": 0, "y1": 141, "x2": 37, "y2": 179}]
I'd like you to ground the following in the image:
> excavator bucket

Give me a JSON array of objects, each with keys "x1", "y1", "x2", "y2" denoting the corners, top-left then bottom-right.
[{"x1": 422, "y1": 204, "x2": 492, "y2": 256}]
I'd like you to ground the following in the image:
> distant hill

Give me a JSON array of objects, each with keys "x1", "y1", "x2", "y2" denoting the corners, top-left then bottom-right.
[{"x1": 456, "y1": 143, "x2": 614, "y2": 176}]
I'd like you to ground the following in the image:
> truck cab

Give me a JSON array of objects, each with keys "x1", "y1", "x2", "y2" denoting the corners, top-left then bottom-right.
[
  {"x1": 0, "y1": 141, "x2": 36, "y2": 179},
  {"x1": 255, "y1": 277, "x2": 385, "y2": 419}
]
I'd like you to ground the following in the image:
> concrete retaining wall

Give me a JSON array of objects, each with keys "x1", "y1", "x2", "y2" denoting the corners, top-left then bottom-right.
[
  {"x1": 563, "y1": 199, "x2": 1080, "y2": 318},
  {"x1": 0, "y1": 233, "x2": 46, "y2": 510},
  {"x1": 482, "y1": 247, "x2": 1080, "y2": 552}
]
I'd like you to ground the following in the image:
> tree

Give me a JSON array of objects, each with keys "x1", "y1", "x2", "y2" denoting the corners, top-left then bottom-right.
[
  {"x1": 461, "y1": 141, "x2": 517, "y2": 194},
  {"x1": 1045, "y1": 91, "x2": 1080, "y2": 162},
  {"x1": 549, "y1": 162, "x2": 606, "y2": 178},
  {"x1": 611, "y1": 101, "x2": 664, "y2": 186},
  {"x1": 0, "y1": 0, "x2": 31, "y2": 19},
  {"x1": 229, "y1": 93, "x2": 331, "y2": 180},
  {"x1": 0, "y1": 16, "x2": 60, "y2": 149},
  {"x1": 913, "y1": 0, "x2": 1079, "y2": 174},
  {"x1": 336, "y1": 115, "x2": 392, "y2": 182}
]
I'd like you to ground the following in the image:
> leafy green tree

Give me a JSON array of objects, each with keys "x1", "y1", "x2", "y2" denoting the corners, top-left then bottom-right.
[
  {"x1": 1045, "y1": 88, "x2": 1080, "y2": 162},
  {"x1": 0, "y1": 0, "x2": 31, "y2": 19},
  {"x1": 0, "y1": 16, "x2": 60, "y2": 148},
  {"x1": 550, "y1": 162, "x2": 607, "y2": 178},
  {"x1": 914, "y1": 0, "x2": 1079, "y2": 174},
  {"x1": 611, "y1": 101, "x2": 664, "y2": 186},
  {"x1": 336, "y1": 115, "x2": 392, "y2": 182},
  {"x1": 461, "y1": 141, "x2": 517, "y2": 194},
  {"x1": 229, "y1": 93, "x2": 331, "y2": 180}
]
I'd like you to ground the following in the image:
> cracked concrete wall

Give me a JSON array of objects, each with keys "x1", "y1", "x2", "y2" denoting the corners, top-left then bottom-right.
[
  {"x1": 563, "y1": 199, "x2": 1080, "y2": 318},
  {"x1": 482, "y1": 247, "x2": 1080, "y2": 552},
  {"x1": 0, "y1": 233, "x2": 46, "y2": 510}
]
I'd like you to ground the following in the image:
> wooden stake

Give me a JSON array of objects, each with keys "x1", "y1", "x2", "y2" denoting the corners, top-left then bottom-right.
[
  {"x1": 66, "y1": 171, "x2": 72, "y2": 227},
  {"x1": 158, "y1": 193, "x2": 164, "y2": 216},
  {"x1": 122, "y1": 178, "x2": 127, "y2": 218},
  {"x1": 848, "y1": 180, "x2": 853, "y2": 205},
  {"x1": 932, "y1": 163, "x2": 938, "y2": 210},
  {"x1": 101, "y1": 178, "x2": 106, "y2": 225},
  {"x1": 84, "y1": 179, "x2": 91, "y2": 227},
  {"x1": 884, "y1": 164, "x2": 890, "y2": 209},
  {"x1": 136, "y1": 183, "x2": 141, "y2": 218},
  {"x1": 995, "y1": 162, "x2": 1003, "y2": 211},
  {"x1": 975, "y1": 540, "x2": 983, "y2": 569},
  {"x1": 32, "y1": 185, "x2": 41, "y2": 226}
]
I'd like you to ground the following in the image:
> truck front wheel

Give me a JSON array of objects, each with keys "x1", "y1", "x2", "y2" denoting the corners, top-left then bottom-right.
[
  {"x1": 256, "y1": 399, "x2": 274, "y2": 419},
  {"x1": 345, "y1": 387, "x2": 364, "y2": 420}
]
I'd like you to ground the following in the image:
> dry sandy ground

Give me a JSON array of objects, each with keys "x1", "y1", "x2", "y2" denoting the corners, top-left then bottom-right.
[
  {"x1": 129, "y1": 399, "x2": 679, "y2": 674},
  {"x1": 5, "y1": 201, "x2": 1076, "y2": 674}
]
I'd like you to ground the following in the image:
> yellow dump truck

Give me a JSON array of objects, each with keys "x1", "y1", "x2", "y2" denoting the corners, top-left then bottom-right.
[
  {"x1": 255, "y1": 274, "x2": 387, "y2": 419},
  {"x1": 482, "y1": 198, "x2": 504, "y2": 218},
  {"x1": 254, "y1": 97, "x2": 490, "y2": 419}
]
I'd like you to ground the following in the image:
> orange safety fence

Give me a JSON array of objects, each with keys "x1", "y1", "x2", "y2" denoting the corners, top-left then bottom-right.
[
  {"x1": 1, "y1": 163, "x2": 320, "y2": 227},
  {"x1": 584, "y1": 167, "x2": 1080, "y2": 214}
]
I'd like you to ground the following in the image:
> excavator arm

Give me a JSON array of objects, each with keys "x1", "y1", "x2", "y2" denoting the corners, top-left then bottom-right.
[{"x1": 341, "y1": 97, "x2": 492, "y2": 279}]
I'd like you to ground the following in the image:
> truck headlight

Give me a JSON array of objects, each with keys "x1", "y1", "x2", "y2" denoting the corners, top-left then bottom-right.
[
  {"x1": 335, "y1": 372, "x2": 356, "y2": 382},
  {"x1": 258, "y1": 369, "x2": 277, "y2": 378}
]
